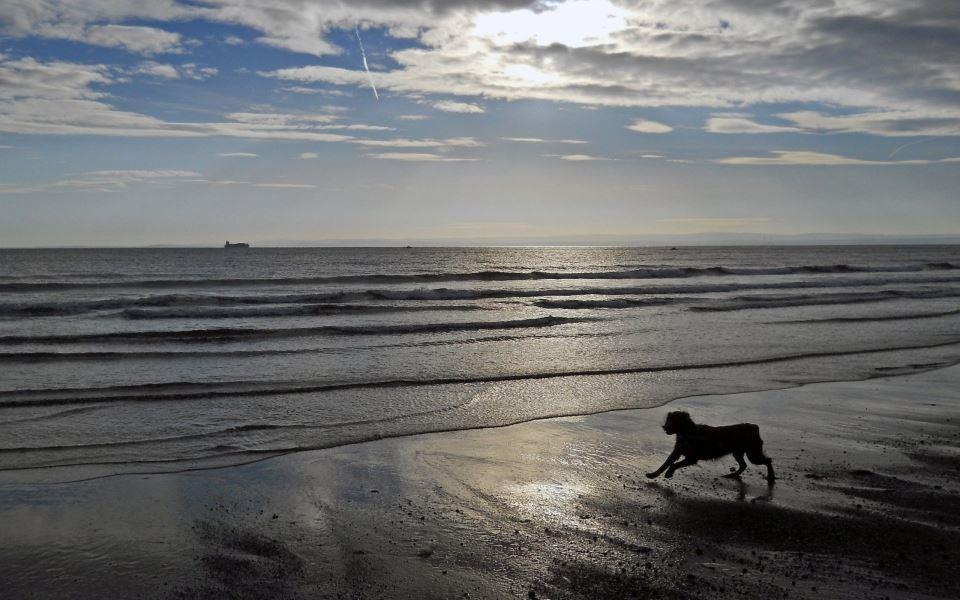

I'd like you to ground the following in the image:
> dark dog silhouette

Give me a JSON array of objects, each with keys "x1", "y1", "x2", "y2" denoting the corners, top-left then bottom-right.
[{"x1": 646, "y1": 411, "x2": 775, "y2": 482}]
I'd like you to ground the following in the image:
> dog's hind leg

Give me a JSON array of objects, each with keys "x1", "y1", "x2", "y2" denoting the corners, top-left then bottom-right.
[
  {"x1": 747, "y1": 448, "x2": 775, "y2": 482},
  {"x1": 722, "y1": 452, "x2": 747, "y2": 479}
]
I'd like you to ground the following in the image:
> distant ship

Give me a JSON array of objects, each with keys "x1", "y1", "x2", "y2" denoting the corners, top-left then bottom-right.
[{"x1": 224, "y1": 240, "x2": 250, "y2": 248}]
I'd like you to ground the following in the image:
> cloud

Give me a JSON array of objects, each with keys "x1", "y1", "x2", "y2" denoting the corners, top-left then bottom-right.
[
  {"x1": 626, "y1": 119, "x2": 673, "y2": 134},
  {"x1": 0, "y1": 59, "x2": 495, "y2": 154},
  {"x1": 0, "y1": 169, "x2": 201, "y2": 194},
  {"x1": 715, "y1": 151, "x2": 960, "y2": 166},
  {"x1": 219, "y1": 152, "x2": 257, "y2": 157},
  {"x1": 181, "y1": 63, "x2": 218, "y2": 80},
  {"x1": 0, "y1": 2, "x2": 194, "y2": 53},
  {"x1": 501, "y1": 137, "x2": 587, "y2": 144},
  {"x1": 0, "y1": 61, "x2": 366, "y2": 141},
  {"x1": 132, "y1": 61, "x2": 217, "y2": 81},
  {"x1": 253, "y1": 183, "x2": 317, "y2": 188},
  {"x1": 280, "y1": 86, "x2": 352, "y2": 97},
  {"x1": 321, "y1": 124, "x2": 394, "y2": 131},
  {"x1": 6, "y1": 1, "x2": 960, "y2": 143},
  {"x1": 777, "y1": 110, "x2": 960, "y2": 137},
  {"x1": 351, "y1": 136, "x2": 482, "y2": 148},
  {"x1": 430, "y1": 100, "x2": 486, "y2": 114},
  {"x1": 255, "y1": 0, "x2": 960, "y2": 127},
  {"x1": 367, "y1": 152, "x2": 478, "y2": 162},
  {"x1": 544, "y1": 154, "x2": 611, "y2": 161},
  {"x1": 225, "y1": 112, "x2": 336, "y2": 126},
  {"x1": 705, "y1": 116, "x2": 801, "y2": 134},
  {"x1": 81, "y1": 25, "x2": 184, "y2": 55},
  {"x1": 298, "y1": 152, "x2": 319, "y2": 159},
  {"x1": 135, "y1": 62, "x2": 180, "y2": 79},
  {"x1": 396, "y1": 114, "x2": 430, "y2": 121}
]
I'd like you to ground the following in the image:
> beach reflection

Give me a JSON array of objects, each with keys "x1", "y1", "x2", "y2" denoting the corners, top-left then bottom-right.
[{"x1": 509, "y1": 480, "x2": 590, "y2": 524}]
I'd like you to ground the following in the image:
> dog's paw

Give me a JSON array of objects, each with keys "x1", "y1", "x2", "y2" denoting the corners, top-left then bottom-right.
[
  {"x1": 664, "y1": 471, "x2": 674, "y2": 479},
  {"x1": 721, "y1": 472, "x2": 742, "y2": 480},
  {"x1": 645, "y1": 472, "x2": 657, "y2": 479}
]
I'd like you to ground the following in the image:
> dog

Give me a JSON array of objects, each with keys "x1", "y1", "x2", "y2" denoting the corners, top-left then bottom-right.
[{"x1": 645, "y1": 411, "x2": 775, "y2": 482}]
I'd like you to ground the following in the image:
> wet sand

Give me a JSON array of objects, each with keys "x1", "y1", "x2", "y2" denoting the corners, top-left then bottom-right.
[{"x1": 2, "y1": 366, "x2": 959, "y2": 599}]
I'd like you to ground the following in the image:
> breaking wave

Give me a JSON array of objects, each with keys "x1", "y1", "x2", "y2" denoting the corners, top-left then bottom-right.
[
  {"x1": 0, "y1": 315, "x2": 590, "y2": 345},
  {"x1": 1, "y1": 261, "x2": 956, "y2": 293},
  {"x1": 121, "y1": 303, "x2": 481, "y2": 319},
  {"x1": 4, "y1": 274, "x2": 960, "y2": 318},
  {"x1": 691, "y1": 288, "x2": 960, "y2": 311},
  {"x1": 5, "y1": 337, "x2": 960, "y2": 410}
]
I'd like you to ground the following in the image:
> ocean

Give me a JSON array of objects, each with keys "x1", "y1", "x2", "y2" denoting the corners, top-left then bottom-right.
[{"x1": 2, "y1": 245, "x2": 960, "y2": 483}]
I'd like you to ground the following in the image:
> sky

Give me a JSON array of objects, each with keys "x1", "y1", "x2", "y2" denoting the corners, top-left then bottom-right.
[{"x1": 0, "y1": 0, "x2": 958, "y2": 246}]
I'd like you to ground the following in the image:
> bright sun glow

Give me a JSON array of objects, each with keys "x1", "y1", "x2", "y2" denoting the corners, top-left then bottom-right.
[
  {"x1": 502, "y1": 64, "x2": 561, "y2": 86},
  {"x1": 473, "y1": 0, "x2": 628, "y2": 48}
]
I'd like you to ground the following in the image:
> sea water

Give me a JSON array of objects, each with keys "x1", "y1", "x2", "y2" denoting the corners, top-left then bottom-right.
[{"x1": 2, "y1": 246, "x2": 960, "y2": 481}]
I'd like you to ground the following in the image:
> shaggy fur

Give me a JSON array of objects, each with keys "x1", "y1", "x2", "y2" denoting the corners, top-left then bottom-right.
[{"x1": 645, "y1": 411, "x2": 775, "y2": 482}]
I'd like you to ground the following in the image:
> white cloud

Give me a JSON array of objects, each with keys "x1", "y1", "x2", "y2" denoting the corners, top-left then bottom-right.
[
  {"x1": 219, "y1": 152, "x2": 257, "y2": 157},
  {"x1": 280, "y1": 86, "x2": 352, "y2": 97},
  {"x1": 0, "y1": 60, "x2": 360, "y2": 141},
  {"x1": 715, "y1": 151, "x2": 960, "y2": 166},
  {"x1": 705, "y1": 116, "x2": 801, "y2": 134},
  {"x1": 136, "y1": 62, "x2": 180, "y2": 79},
  {"x1": 253, "y1": 183, "x2": 317, "y2": 188},
  {"x1": 82, "y1": 25, "x2": 184, "y2": 55},
  {"x1": 181, "y1": 63, "x2": 218, "y2": 80},
  {"x1": 322, "y1": 124, "x2": 394, "y2": 131},
  {"x1": 396, "y1": 114, "x2": 430, "y2": 121},
  {"x1": 777, "y1": 110, "x2": 960, "y2": 137},
  {"x1": 351, "y1": 136, "x2": 482, "y2": 149},
  {"x1": 298, "y1": 152, "x2": 319, "y2": 159},
  {"x1": 225, "y1": 112, "x2": 338, "y2": 126},
  {"x1": 431, "y1": 100, "x2": 485, "y2": 114},
  {"x1": 367, "y1": 153, "x2": 478, "y2": 162},
  {"x1": 254, "y1": 0, "x2": 960, "y2": 130},
  {"x1": 5, "y1": 1, "x2": 960, "y2": 142},
  {"x1": 626, "y1": 119, "x2": 673, "y2": 134},
  {"x1": 0, "y1": 169, "x2": 201, "y2": 194},
  {"x1": 83, "y1": 170, "x2": 199, "y2": 180},
  {"x1": 545, "y1": 154, "x2": 611, "y2": 161},
  {"x1": 2, "y1": 14, "x2": 186, "y2": 55},
  {"x1": 501, "y1": 137, "x2": 587, "y2": 144}
]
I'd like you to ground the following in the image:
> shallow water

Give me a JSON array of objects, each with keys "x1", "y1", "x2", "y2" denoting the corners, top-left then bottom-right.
[{"x1": 2, "y1": 246, "x2": 960, "y2": 480}]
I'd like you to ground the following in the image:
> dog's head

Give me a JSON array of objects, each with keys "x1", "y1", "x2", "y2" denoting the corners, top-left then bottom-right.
[{"x1": 662, "y1": 411, "x2": 695, "y2": 435}]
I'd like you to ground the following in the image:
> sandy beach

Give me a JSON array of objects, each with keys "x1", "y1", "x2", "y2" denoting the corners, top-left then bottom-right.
[{"x1": 2, "y1": 364, "x2": 959, "y2": 599}]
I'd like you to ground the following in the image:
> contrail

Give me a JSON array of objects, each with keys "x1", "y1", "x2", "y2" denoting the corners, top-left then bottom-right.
[
  {"x1": 888, "y1": 137, "x2": 933, "y2": 159},
  {"x1": 355, "y1": 25, "x2": 379, "y2": 101}
]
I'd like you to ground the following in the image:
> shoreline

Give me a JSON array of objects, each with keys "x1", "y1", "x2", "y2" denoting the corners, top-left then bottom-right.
[
  {"x1": 2, "y1": 365, "x2": 960, "y2": 598},
  {"x1": 5, "y1": 351, "x2": 960, "y2": 486}
]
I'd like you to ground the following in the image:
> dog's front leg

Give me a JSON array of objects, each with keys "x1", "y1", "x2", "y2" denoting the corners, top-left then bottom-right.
[
  {"x1": 664, "y1": 456, "x2": 697, "y2": 478},
  {"x1": 646, "y1": 448, "x2": 680, "y2": 479}
]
